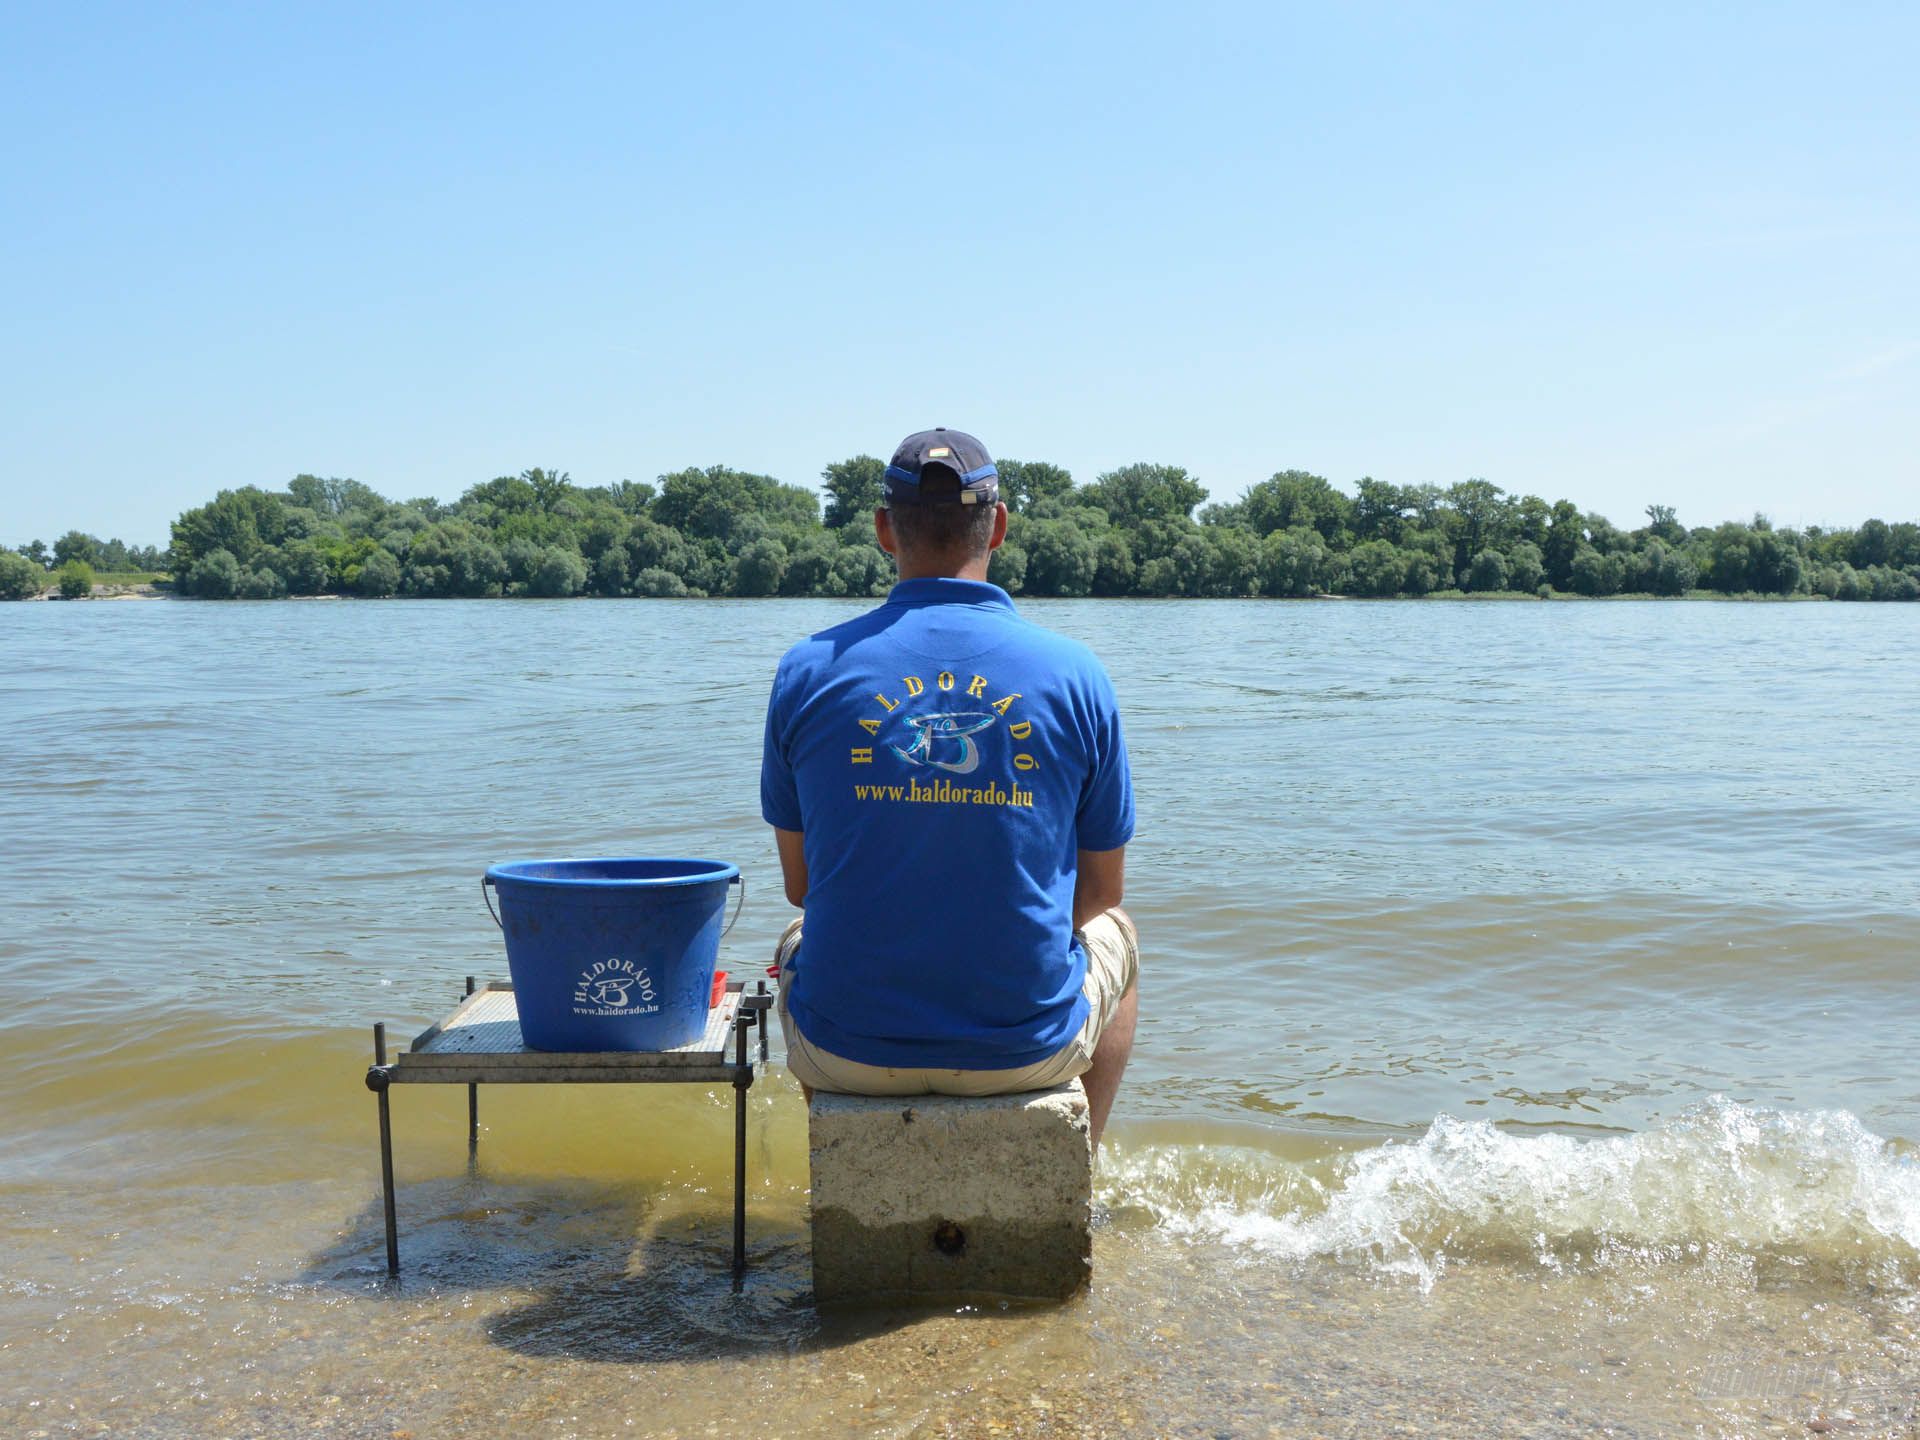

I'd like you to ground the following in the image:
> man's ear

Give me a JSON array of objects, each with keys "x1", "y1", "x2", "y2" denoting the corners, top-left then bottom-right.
[
  {"x1": 874, "y1": 506, "x2": 897, "y2": 556},
  {"x1": 988, "y1": 502, "x2": 1008, "y2": 552}
]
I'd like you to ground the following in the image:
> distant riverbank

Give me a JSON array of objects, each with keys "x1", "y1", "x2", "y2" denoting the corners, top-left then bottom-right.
[
  {"x1": 21, "y1": 583, "x2": 1865, "y2": 605},
  {"x1": 14, "y1": 463, "x2": 1919, "y2": 603}
]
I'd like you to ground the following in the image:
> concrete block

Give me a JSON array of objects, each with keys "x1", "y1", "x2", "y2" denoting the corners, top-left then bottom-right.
[{"x1": 808, "y1": 1081, "x2": 1092, "y2": 1305}]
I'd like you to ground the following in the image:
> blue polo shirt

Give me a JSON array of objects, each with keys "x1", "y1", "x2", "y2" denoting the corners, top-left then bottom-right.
[{"x1": 760, "y1": 578, "x2": 1134, "y2": 1069}]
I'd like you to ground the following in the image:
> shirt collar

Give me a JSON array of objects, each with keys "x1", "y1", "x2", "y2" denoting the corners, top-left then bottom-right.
[{"x1": 886, "y1": 577, "x2": 1015, "y2": 611}]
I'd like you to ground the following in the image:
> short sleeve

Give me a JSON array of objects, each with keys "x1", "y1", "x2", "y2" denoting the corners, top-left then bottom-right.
[
  {"x1": 1074, "y1": 665, "x2": 1134, "y2": 852},
  {"x1": 759, "y1": 658, "x2": 803, "y2": 831}
]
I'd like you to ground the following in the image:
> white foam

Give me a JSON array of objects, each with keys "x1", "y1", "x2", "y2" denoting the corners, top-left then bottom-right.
[{"x1": 1100, "y1": 1097, "x2": 1920, "y2": 1291}]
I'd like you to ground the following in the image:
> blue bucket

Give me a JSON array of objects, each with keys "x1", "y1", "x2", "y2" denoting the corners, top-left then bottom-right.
[{"x1": 483, "y1": 857, "x2": 743, "y2": 1051}]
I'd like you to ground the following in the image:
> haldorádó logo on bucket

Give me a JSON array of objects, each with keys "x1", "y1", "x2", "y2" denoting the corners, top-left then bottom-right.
[{"x1": 571, "y1": 958, "x2": 660, "y2": 1018}]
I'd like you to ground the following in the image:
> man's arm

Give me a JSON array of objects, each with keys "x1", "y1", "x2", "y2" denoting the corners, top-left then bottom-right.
[
  {"x1": 1073, "y1": 846, "x2": 1125, "y2": 931},
  {"x1": 774, "y1": 827, "x2": 808, "y2": 908}
]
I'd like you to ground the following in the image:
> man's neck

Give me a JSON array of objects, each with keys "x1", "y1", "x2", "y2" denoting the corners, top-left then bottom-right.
[{"x1": 892, "y1": 557, "x2": 994, "y2": 583}]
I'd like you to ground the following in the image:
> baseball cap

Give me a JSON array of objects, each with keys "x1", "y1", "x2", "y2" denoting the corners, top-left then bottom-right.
[{"x1": 884, "y1": 428, "x2": 999, "y2": 507}]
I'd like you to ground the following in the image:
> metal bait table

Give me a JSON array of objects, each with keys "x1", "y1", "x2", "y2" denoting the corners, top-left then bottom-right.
[{"x1": 363, "y1": 977, "x2": 771, "y2": 1278}]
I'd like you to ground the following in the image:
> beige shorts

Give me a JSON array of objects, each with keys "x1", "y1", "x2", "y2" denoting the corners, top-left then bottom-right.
[{"x1": 775, "y1": 909, "x2": 1139, "y2": 1097}]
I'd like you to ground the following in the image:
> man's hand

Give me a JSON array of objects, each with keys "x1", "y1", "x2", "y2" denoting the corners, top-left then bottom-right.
[
  {"x1": 774, "y1": 827, "x2": 809, "y2": 907},
  {"x1": 1073, "y1": 846, "x2": 1125, "y2": 931}
]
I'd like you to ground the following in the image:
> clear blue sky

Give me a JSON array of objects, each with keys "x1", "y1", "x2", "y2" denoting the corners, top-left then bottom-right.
[{"x1": 4, "y1": 3, "x2": 1915, "y2": 547}]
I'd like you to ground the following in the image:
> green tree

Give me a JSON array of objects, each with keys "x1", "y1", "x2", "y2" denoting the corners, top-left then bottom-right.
[
  {"x1": 21, "y1": 539, "x2": 51, "y2": 569},
  {"x1": 319, "y1": 536, "x2": 383, "y2": 591},
  {"x1": 277, "y1": 539, "x2": 331, "y2": 595},
  {"x1": 1510, "y1": 495, "x2": 1551, "y2": 548},
  {"x1": 287, "y1": 475, "x2": 382, "y2": 516},
  {"x1": 822, "y1": 455, "x2": 886, "y2": 528},
  {"x1": 53, "y1": 531, "x2": 100, "y2": 568},
  {"x1": 405, "y1": 521, "x2": 508, "y2": 597},
  {"x1": 1465, "y1": 548, "x2": 1510, "y2": 593},
  {"x1": 1091, "y1": 532, "x2": 1135, "y2": 597},
  {"x1": 1228, "y1": 469, "x2": 1351, "y2": 542},
  {"x1": 730, "y1": 537, "x2": 788, "y2": 596},
  {"x1": 1506, "y1": 541, "x2": 1546, "y2": 593},
  {"x1": 831, "y1": 540, "x2": 893, "y2": 597},
  {"x1": 1542, "y1": 500, "x2": 1584, "y2": 590},
  {"x1": 577, "y1": 512, "x2": 630, "y2": 564},
  {"x1": 1259, "y1": 527, "x2": 1334, "y2": 597},
  {"x1": 1082, "y1": 463, "x2": 1206, "y2": 526},
  {"x1": 1703, "y1": 522, "x2": 1804, "y2": 595},
  {"x1": 1152, "y1": 532, "x2": 1215, "y2": 596},
  {"x1": 1852, "y1": 518, "x2": 1892, "y2": 568},
  {"x1": 595, "y1": 479, "x2": 656, "y2": 515},
  {"x1": 502, "y1": 537, "x2": 543, "y2": 592},
  {"x1": 623, "y1": 518, "x2": 692, "y2": 579},
  {"x1": 1889, "y1": 522, "x2": 1920, "y2": 567},
  {"x1": 655, "y1": 465, "x2": 818, "y2": 542},
  {"x1": 1635, "y1": 539, "x2": 1697, "y2": 596},
  {"x1": 357, "y1": 548, "x2": 401, "y2": 597},
  {"x1": 1345, "y1": 540, "x2": 1405, "y2": 597},
  {"x1": 527, "y1": 546, "x2": 588, "y2": 598},
  {"x1": 634, "y1": 566, "x2": 689, "y2": 597},
  {"x1": 1446, "y1": 480, "x2": 1511, "y2": 577},
  {"x1": 1644, "y1": 504, "x2": 1684, "y2": 543},
  {"x1": 997, "y1": 459, "x2": 1075, "y2": 513},
  {"x1": 172, "y1": 488, "x2": 289, "y2": 573},
  {"x1": 1400, "y1": 549, "x2": 1440, "y2": 596},
  {"x1": 591, "y1": 546, "x2": 631, "y2": 596},
  {"x1": 780, "y1": 532, "x2": 840, "y2": 595},
  {"x1": 1023, "y1": 520, "x2": 1098, "y2": 597},
  {"x1": 1867, "y1": 565, "x2": 1920, "y2": 600},
  {"x1": 1200, "y1": 526, "x2": 1262, "y2": 596},
  {"x1": 987, "y1": 541, "x2": 1027, "y2": 594},
  {"x1": 461, "y1": 473, "x2": 540, "y2": 516},
  {"x1": 1569, "y1": 548, "x2": 1625, "y2": 596},
  {"x1": 1351, "y1": 477, "x2": 1409, "y2": 543},
  {"x1": 236, "y1": 565, "x2": 286, "y2": 599},
  {"x1": 0, "y1": 551, "x2": 44, "y2": 598},
  {"x1": 187, "y1": 548, "x2": 242, "y2": 598}
]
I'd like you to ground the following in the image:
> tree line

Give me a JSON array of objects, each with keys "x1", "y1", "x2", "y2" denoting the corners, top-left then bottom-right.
[{"x1": 5, "y1": 461, "x2": 1917, "y2": 602}]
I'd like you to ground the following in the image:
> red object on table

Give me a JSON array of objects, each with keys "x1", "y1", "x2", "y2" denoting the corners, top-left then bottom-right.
[{"x1": 710, "y1": 970, "x2": 728, "y2": 1008}]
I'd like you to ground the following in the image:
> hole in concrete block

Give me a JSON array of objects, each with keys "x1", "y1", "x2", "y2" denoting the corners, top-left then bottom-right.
[{"x1": 931, "y1": 1219, "x2": 967, "y2": 1256}]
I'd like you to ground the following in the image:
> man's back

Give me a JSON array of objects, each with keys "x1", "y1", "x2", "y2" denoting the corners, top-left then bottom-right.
[{"x1": 760, "y1": 576, "x2": 1132, "y2": 1069}]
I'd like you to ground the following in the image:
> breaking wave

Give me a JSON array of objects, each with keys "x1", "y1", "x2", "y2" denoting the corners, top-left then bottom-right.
[{"x1": 1100, "y1": 1097, "x2": 1920, "y2": 1291}]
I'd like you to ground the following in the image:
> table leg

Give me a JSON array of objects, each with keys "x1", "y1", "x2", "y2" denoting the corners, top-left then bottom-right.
[
  {"x1": 465, "y1": 977, "x2": 479, "y2": 1150},
  {"x1": 373, "y1": 1023, "x2": 399, "y2": 1275},
  {"x1": 732, "y1": 1013, "x2": 750, "y2": 1278}
]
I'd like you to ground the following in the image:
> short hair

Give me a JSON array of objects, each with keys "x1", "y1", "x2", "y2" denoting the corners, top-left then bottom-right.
[{"x1": 887, "y1": 464, "x2": 998, "y2": 561}]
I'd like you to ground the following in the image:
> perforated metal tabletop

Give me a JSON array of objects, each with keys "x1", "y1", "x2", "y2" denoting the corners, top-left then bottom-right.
[{"x1": 393, "y1": 981, "x2": 747, "y2": 1084}]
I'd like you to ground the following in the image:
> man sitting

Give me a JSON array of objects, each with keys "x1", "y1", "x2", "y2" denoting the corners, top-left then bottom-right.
[{"x1": 759, "y1": 428, "x2": 1138, "y2": 1145}]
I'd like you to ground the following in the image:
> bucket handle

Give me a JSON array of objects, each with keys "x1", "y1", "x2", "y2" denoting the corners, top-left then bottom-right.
[
  {"x1": 721, "y1": 873, "x2": 745, "y2": 940},
  {"x1": 482, "y1": 874, "x2": 502, "y2": 928}
]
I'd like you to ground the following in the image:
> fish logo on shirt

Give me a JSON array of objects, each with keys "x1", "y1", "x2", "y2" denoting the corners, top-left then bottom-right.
[{"x1": 889, "y1": 711, "x2": 998, "y2": 775}]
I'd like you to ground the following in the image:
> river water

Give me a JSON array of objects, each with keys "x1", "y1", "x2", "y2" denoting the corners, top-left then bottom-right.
[{"x1": 2, "y1": 596, "x2": 1916, "y2": 1438}]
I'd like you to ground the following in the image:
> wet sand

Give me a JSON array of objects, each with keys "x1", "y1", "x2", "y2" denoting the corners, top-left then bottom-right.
[{"x1": 3, "y1": 1068, "x2": 1915, "y2": 1440}]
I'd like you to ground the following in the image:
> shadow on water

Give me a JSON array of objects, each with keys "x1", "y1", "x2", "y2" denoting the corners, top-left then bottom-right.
[{"x1": 300, "y1": 1166, "x2": 1060, "y2": 1367}]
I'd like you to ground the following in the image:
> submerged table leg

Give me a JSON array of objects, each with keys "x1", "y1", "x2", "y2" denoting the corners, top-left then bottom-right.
[
  {"x1": 464, "y1": 977, "x2": 479, "y2": 1149},
  {"x1": 732, "y1": 1013, "x2": 751, "y2": 1277},
  {"x1": 372, "y1": 1023, "x2": 399, "y2": 1275}
]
